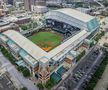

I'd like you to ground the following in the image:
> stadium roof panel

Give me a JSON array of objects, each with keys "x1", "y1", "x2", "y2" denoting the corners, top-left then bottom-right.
[
  {"x1": 55, "y1": 8, "x2": 94, "y2": 22},
  {"x1": 3, "y1": 30, "x2": 47, "y2": 61}
]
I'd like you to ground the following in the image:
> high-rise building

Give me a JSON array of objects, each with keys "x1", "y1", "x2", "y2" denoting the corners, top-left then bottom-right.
[
  {"x1": 33, "y1": 0, "x2": 48, "y2": 13},
  {"x1": 0, "y1": 0, "x2": 3, "y2": 6},
  {"x1": 31, "y1": 0, "x2": 35, "y2": 5},
  {"x1": 24, "y1": 0, "x2": 32, "y2": 11}
]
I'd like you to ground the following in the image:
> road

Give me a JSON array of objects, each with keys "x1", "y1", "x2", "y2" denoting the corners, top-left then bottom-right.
[
  {"x1": 0, "y1": 72, "x2": 15, "y2": 90},
  {"x1": 0, "y1": 52, "x2": 38, "y2": 90}
]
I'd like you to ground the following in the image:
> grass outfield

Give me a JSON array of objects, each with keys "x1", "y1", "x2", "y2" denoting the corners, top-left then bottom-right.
[{"x1": 28, "y1": 32, "x2": 62, "y2": 51}]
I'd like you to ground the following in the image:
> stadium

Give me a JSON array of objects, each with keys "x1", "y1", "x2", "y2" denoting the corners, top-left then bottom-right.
[{"x1": 0, "y1": 8, "x2": 99, "y2": 83}]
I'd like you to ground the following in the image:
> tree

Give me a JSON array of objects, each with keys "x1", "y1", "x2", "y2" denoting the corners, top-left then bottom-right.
[
  {"x1": 103, "y1": 43, "x2": 108, "y2": 47},
  {"x1": 45, "y1": 79, "x2": 55, "y2": 90},
  {"x1": 17, "y1": 66, "x2": 25, "y2": 71},
  {"x1": 21, "y1": 87, "x2": 27, "y2": 90},
  {"x1": 37, "y1": 83, "x2": 44, "y2": 90},
  {"x1": 22, "y1": 67, "x2": 30, "y2": 77},
  {"x1": 89, "y1": 41, "x2": 94, "y2": 48},
  {"x1": 76, "y1": 50, "x2": 85, "y2": 62},
  {"x1": 20, "y1": 25, "x2": 28, "y2": 30},
  {"x1": 17, "y1": 66, "x2": 30, "y2": 77}
]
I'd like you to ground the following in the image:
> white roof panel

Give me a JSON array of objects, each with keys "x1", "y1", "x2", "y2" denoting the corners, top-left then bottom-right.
[
  {"x1": 3, "y1": 30, "x2": 47, "y2": 60},
  {"x1": 55, "y1": 8, "x2": 94, "y2": 22}
]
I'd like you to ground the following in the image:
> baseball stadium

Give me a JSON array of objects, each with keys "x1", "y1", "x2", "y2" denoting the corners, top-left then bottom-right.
[{"x1": 0, "y1": 8, "x2": 99, "y2": 83}]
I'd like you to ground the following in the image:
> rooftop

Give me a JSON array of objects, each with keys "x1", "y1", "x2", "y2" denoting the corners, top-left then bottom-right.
[
  {"x1": 7, "y1": 40, "x2": 20, "y2": 52},
  {"x1": 51, "y1": 72, "x2": 62, "y2": 83},
  {"x1": 3, "y1": 30, "x2": 47, "y2": 61},
  {"x1": 0, "y1": 34, "x2": 8, "y2": 42},
  {"x1": 2, "y1": 29, "x2": 90, "y2": 64},
  {"x1": 0, "y1": 20, "x2": 10, "y2": 27},
  {"x1": 19, "y1": 49, "x2": 38, "y2": 67},
  {"x1": 55, "y1": 8, "x2": 94, "y2": 22},
  {"x1": 39, "y1": 57, "x2": 49, "y2": 64}
]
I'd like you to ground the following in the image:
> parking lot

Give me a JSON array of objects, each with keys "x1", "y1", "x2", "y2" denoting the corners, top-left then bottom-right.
[
  {"x1": 0, "y1": 72, "x2": 16, "y2": 90},
  {"x1": 57, "y1": 47, "x2": 104, "y2": 90}
]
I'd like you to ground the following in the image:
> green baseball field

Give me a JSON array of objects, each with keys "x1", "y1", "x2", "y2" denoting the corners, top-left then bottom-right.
[{"x1": 28, "y1": 32, "x2": 62, "y2": 51}]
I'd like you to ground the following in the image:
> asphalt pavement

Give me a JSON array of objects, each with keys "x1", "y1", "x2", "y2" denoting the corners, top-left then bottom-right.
[{"x1": 0, "y1": 72, "x2": 16, "y2": 90}]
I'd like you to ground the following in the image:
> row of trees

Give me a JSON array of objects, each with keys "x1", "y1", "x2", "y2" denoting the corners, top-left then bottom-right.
[
  {"x1": 37, "y1": 79, "x2": 56, "y2": 90},
  {"x1": 20, "y1": 22, "x2": 38, "y2": 31},
  {"x1": 0, "y1": 46, "x2": 16, "y2": 64},
  {"x1": 76, "y1": 50, "x2": 86, "y2": 62},
  {"x1": 94, "y1": 31, "x2": 105, "y2": 42},
  {"x1": 17, "y1": 66, "x2": 30, "y2": 77}
]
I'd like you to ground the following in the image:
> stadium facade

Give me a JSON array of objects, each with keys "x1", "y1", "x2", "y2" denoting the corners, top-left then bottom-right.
[
  {"x1": 0, "y1": 8, "x2": 99, "y2": 83},
  {"x1": 45, "y1": 8, "x2": 99, "y2": 32}
]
